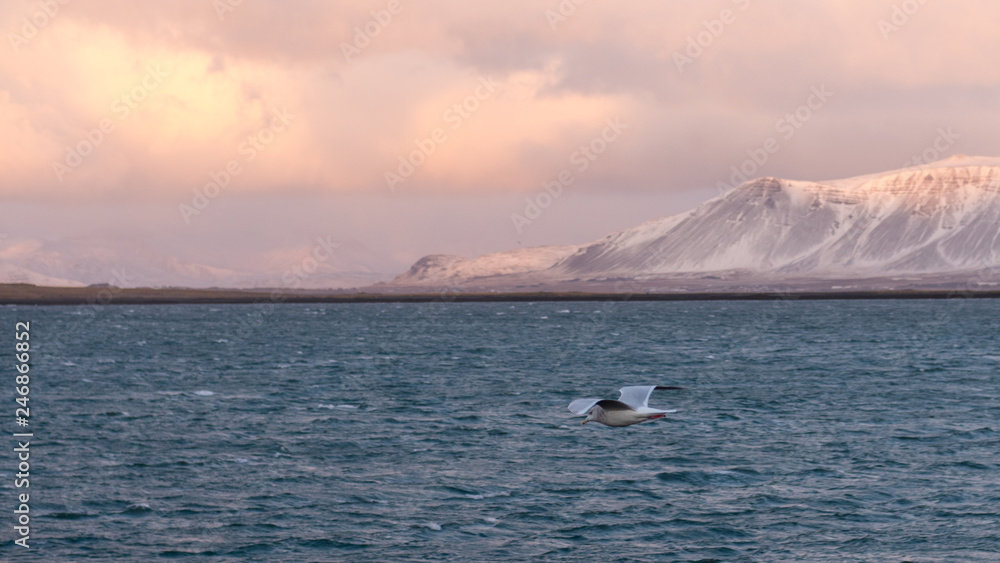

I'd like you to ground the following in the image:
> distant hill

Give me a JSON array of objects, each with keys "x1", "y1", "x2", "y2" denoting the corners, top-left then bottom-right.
[{"x1": 0, "y1": 237, "x2": 394, "y2": 289}]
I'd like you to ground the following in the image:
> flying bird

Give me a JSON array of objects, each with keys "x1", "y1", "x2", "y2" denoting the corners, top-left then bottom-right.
[{"x1": 568, "y1": 385, "x2": 683, "y2": 427}]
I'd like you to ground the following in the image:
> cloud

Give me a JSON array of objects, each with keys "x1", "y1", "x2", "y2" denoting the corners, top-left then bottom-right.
[{"x1": 2, "y1": 0, "x2": 1000, "y2": 206}]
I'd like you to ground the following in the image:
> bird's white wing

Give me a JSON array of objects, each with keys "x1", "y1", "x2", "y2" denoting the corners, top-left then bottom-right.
[
  {"x1": 568, "y1": 398, "x2": 600, "y2": 416},
  {"x1": 617, "y1": 386, "x2": 657, "y2": 409}
]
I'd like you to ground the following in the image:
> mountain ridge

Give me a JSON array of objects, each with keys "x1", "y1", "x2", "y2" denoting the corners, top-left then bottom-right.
[
  {"x1": 392, "y1": 155, "x2": 1000, "y2": 289},
  {"x1": 0, "y1": 237, "x2": 396, "y2": 289}
]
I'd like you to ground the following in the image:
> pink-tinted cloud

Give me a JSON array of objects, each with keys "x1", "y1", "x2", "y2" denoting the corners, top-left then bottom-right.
[{"x1": 1, "y1": 0, "x2": 999, "y2": 207}]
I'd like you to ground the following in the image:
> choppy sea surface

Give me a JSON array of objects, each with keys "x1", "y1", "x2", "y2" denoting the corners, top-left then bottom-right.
[{"x1": 2, "y1": 299, "x2": 1000, "y2": 561}]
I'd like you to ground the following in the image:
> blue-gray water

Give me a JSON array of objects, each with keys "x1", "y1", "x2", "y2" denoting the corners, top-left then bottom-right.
[{"x1": 3, "y1": 300, "x2": 1000, "y2": 561}]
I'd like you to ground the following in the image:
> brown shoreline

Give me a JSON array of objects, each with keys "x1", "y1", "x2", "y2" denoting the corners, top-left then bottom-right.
[{"x1": 2, "y1": 283, "x2": 999, "y2": 306}]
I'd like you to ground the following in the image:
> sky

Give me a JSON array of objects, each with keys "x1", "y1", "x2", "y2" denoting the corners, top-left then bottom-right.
[{"x1": 2, "y1": 0, "x2": 1000, "y2": 275}]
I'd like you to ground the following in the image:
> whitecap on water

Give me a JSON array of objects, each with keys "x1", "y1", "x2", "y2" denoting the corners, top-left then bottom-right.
[
  {"x1": 193, "y1": 390, "x2": 215, "y2": 396},
  {"x1": 124, "y1": 503, "x2": 152, "y2": 514}
]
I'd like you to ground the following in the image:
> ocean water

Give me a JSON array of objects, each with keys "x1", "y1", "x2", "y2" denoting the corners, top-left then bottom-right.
[{"x1": 2, "y1": 299, "x2": 1000, "y2": 561}]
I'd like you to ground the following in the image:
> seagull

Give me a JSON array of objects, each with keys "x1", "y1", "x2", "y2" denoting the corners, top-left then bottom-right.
[{"x1": 568, "y1": 385, "x2": 683, "y2": 427}]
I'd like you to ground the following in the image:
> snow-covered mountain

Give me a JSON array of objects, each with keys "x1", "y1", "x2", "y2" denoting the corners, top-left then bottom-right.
[
  {"x1": 393, "y1": 155, "x2": 1000, "y2": 288},
  {"x1": 0, "y1": 238, "x2": 246, "y2": 288},
  {"x1": 0, "y1": 261, "x2": 85, "y2": 287},
  {"x1": 0, "y1": 237, "x2": 396, "y2": 289}
]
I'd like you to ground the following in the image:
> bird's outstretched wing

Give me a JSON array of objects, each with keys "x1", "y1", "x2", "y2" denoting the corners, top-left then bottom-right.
[
  {"x1": 617, "y1": 386, "x2": 656, "y2": 409},
  {"x1": 568, "y1": 398, "x2": 600, "y2": 416},
  {"x1": 618, "y1": 385, "x2": 684, "y2": 410}
]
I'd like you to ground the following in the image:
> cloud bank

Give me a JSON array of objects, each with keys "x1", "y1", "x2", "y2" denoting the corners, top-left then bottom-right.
[{"x1": 2, "y1": 0, "x2": 998, "y2": 208}]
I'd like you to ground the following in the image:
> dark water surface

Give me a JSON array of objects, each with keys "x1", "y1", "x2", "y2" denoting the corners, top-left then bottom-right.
[{"x1": 2, "y1": 300, "x2": 999, "y2": 561}]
